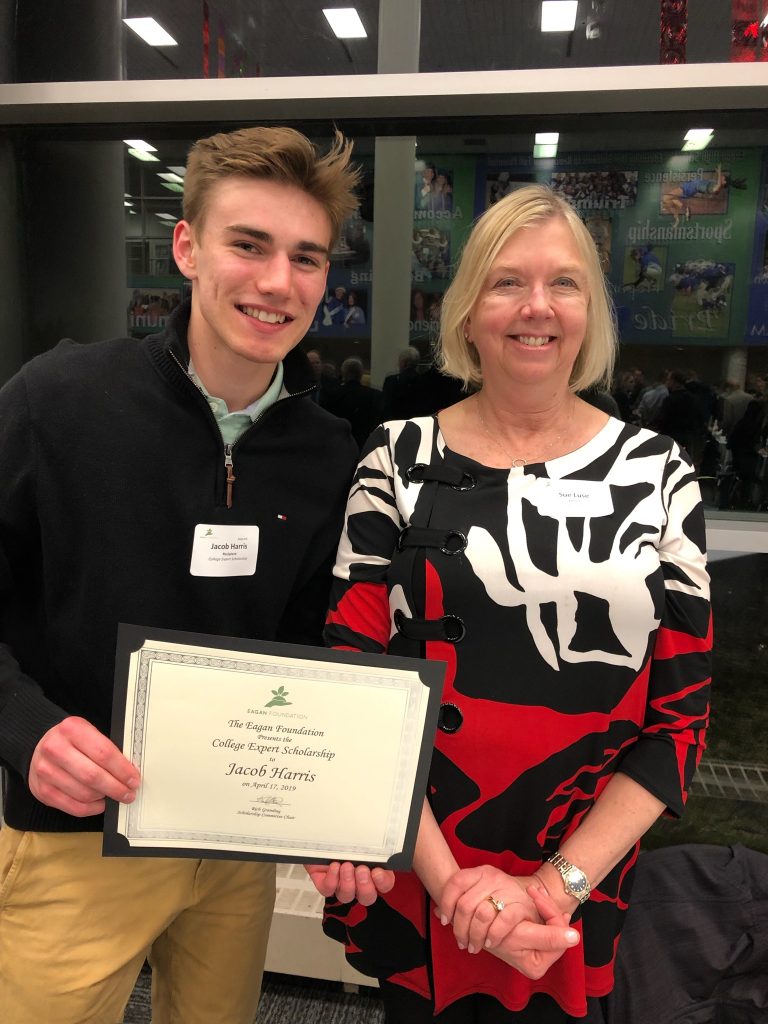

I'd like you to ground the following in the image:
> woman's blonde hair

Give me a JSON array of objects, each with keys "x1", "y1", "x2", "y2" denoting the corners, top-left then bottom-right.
[{"x1": 437, "y1": 184, "x2": 616, "y2": 392}]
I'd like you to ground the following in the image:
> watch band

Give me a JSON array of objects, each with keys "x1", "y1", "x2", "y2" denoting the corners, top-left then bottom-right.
[{"x1": 547, "y1": 852, "x2": 592, "y2": 905}]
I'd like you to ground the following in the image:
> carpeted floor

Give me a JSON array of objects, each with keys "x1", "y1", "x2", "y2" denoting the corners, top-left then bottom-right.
[{"x1": 123, "y1": 966, "x2": 385, "y2": 1023}]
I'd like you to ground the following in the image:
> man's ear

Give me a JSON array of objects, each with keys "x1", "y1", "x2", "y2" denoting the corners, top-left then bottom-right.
[{"x1": 173, "y1": 220, "x2": 198, "y2": 281}]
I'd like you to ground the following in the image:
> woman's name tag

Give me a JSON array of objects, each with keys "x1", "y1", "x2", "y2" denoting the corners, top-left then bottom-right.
[{"x1": 528, "y1": 480, "x2": 614, "y2": 518}]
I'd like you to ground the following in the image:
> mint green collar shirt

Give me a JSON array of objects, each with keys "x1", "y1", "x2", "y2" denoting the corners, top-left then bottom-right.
[{"x1": 188, "y1": 362, "x2": 285, "y2": 446}]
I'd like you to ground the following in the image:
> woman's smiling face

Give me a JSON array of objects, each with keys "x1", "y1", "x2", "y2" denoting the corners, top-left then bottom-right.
[{"x1": 467, "y1": 216, "x2": 590, "y2": 393}]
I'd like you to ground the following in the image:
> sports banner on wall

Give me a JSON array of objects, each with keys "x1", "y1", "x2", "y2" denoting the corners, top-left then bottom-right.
[
  {"x1": 476, "y1": 147, "x2": 762, "y2": 347},
  {"x1": 308, "y1": 161, "x2": 373, "y2": 340},
  {"x1": 410, "y1": 156, "x2": 475, "y2": 343}
]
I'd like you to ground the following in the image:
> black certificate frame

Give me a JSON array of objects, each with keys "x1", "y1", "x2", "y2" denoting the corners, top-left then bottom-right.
[{"x1": 103, "y1": 623, "x2": 445, "y2": 869}]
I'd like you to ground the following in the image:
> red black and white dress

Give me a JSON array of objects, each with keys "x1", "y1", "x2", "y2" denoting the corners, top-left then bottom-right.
[{"x1": 323, "y1": 414, "x2": 711, "y2": 1018}]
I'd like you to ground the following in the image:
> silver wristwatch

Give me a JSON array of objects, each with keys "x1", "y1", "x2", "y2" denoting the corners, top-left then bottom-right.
[{"x1": 547, "y1": 852, "x2": 591, "y2": 905}]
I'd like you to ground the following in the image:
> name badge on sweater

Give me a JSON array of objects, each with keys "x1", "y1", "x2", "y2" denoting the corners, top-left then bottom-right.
[
  {"x1": 528, "y1": 480, "x2": 614, "y2": 518},
  {"x1": 190, "y1": 524, "x2": 259, "y2": 577}
]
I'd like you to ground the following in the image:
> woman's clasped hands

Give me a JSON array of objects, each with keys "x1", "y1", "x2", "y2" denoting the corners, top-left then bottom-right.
[{"x1": 436, "y1": 865, "x2": 581, "y2": 980}]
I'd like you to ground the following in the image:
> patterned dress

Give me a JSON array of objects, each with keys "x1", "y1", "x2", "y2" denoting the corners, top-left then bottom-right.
[{"x1": 323, "y1": 415, "x2": 711, "y2": 1018}]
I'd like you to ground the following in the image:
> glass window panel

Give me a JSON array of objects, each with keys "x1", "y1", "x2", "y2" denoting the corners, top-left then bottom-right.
[
  {"x1": 12, "y1": 1, "x2": 768, "y2": 83},
  {"x1": 125, "y1": 0, "x2": 381, "y2": 80},
  {"x1": 14, "y1": 1, "x2": 380, "y2": 83},
  {"x1": 420, "y1": 0, "x2": 764, "y2": 72},
  {"x1": 645, "y1": 552, "x2": 768, "y2": 855},
  {"x1": 414, "y1": 112, "x2": 768, "y2": 514}
]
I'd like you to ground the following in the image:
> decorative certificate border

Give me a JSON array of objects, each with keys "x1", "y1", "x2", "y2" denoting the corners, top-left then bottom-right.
[{"x1": 104, "y1": 624, "x2": 445, "y2": 867}]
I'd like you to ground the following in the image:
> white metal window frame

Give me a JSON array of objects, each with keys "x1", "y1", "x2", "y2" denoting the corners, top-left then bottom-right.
[{"x1": 0, "y1": 64, "x2": 766, "y2": 125}]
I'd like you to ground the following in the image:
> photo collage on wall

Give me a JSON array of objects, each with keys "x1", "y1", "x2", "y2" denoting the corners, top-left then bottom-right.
[
  {"x1": 308, "y1": 172, "x2": 373, "y2": 340},
  {"x1": 477, "y1": 149, "x2": 761, "y2": 347},
  {"x1": 410, "y1": 157, "x2": 475, "y2": 347},
  {"x1": 127, "y1": 285, "x2": 187, "y2": 337}
]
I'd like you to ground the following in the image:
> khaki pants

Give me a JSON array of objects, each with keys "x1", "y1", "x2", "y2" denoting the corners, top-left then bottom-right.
[{"x1": 0, "y1": 827, "x2": 276, "y2": 1024}]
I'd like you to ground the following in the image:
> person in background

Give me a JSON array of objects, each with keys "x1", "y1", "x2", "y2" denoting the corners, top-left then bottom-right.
[
  {"x1": 578, "y1": 382, "x2": 621, "y2": 417},
  {"x1": 322, "y1": 284, "x2": 347, "y2": 326},
  {"x1": 719, "y1": 378, "x2": 753, "y2": 440},
  {"x1": 382, "y1": 345, "x2": 422, "y2": 419},
  {"x1": 344, "y1": 290, "x2": 367, "y2": 327},
  {"x1": 683, "y1": 369, "x2": 717, "y2": 471},
  {"x1": 655, "y1": 368, "x2": 704, "y2": 460},
  {"x1": 311, "y1": 184, "x2": 710, "y2": 1023},
  {"x1": 0, "y1": 125, "x2": 362, "y2": 1024},
  {"x1": 634, "y1": 369, "x2": 669, "y2": 428},
  {"x1": 325, "y1": 356, "x2": 383, "y2": 449}
]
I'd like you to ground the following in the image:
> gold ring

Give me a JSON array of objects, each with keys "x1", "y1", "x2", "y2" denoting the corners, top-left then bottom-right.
[{"x1": 486, "y1": 895, "x2": 505, "y2": 913}]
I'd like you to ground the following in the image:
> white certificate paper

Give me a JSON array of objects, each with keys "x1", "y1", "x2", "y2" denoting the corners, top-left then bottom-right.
[{"x1": 103, "y1": 625, "x2": 444, "y2": 867}]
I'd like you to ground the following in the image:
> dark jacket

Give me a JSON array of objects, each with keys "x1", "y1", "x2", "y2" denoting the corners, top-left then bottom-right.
[
  {"x1": 325, "y1": 380, "x2": 383, "y2": 449},
  {"x1": 608, "y1": 844, "x2": 768, "y2": 1023},
  {"x1": 0, "y1": 302, "x2": 358, "y2": 832}
]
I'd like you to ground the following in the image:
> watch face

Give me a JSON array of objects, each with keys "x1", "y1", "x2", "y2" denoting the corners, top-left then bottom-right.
[{"x1": 564, "y1": 867, "x2": 588, "y2": 894}]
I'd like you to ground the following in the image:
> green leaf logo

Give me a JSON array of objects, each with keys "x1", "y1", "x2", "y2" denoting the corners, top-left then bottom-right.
[{"x1": 265, "y1": 685, "x2": 292, "y2": 707}]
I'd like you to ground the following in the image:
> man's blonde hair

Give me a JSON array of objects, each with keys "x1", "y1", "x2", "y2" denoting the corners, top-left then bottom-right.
[
  {"x1": 183, "y1": 126, "x2": 361, "y2": 247},
  {"x1": 437, "y1": 184, "x2": 616, "y2": 392}
]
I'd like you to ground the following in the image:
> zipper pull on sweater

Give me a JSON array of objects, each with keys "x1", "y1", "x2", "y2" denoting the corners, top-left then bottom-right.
[{"x1": 224, "y1": 445, "x2": 235, "y2": 509}]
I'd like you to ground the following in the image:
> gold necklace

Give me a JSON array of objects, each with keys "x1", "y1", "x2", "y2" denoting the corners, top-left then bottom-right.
[{"x1": 475, "y1": 395, "x2": 575, "y2": 467}]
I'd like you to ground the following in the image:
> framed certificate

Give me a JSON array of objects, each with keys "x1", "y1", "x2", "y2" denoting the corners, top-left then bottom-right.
[{"x1": 103, "y1": 624, "x2": 445, "y2": 868}]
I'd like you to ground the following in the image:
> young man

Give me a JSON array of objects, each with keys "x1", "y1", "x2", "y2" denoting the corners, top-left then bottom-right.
[{"x1": 0, "y1": 126, "x2": 360, "y2": 1024}]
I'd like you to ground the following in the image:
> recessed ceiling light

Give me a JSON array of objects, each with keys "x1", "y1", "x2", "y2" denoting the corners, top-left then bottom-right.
[
  {"x1": 127, "y1": 148, "x2": 161, "y2": 163},
  {"x1": 541, "y1": 1, "x2": 578, "y2": 32},
  {"x1": 322, "y1": 8, "x2": 367, "y2": 38},
  {"x1": 161, "y1": 183, "x2": 185, "y2": 194},
  {"x1": 124, "y1": 139, "x2": 156, "y2": 152},
  {"x1": 156, "y1": 213, "x2": 178, "y2": 221},
  {"x1": 124, "y1": 201, "x2": 134, "y2": 207},
  {"x1": 166, "y1": 166, "x2": 187, "y2": 177},
  {"x1": 534, "y1": 143, "x2": 559, "y2": 159},
  {"x1": 535, "y1": 132, "x2": 560, "y2": 145},
  {"x1": 158, "y1": 172, "x2": 185, "y2": 184},
  {"x1": 682, "y1": 129, "x2": 713, "y2": 151},
  {"x1": 123, "y1": 17, "x2": 178, "y2": 47},
  {"x1": 684, "y1": 128, "x2": 714, "y2": 142}
]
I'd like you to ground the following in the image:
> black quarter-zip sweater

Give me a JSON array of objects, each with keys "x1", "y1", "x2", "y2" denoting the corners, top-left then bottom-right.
[{"x1": 0, "y1": 302, "x2": 359, "y2": 832}]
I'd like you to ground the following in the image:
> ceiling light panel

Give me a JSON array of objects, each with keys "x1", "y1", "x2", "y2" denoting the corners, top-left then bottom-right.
[
  {"x1": 541, "y1": 1, "x2": 578, "y2": 32},
  {"x1": 123, "y1": 18, "x2": 178, "y2": 47},
  {"x1": 684, "y1": 129, "x2": 714, "y2": 142},
  {"x1": 128, "y1": 148, "x2": 161, "y2": 163},
  {"x1": 323, "y1": 8, "x2": 367, "y2": 38}
]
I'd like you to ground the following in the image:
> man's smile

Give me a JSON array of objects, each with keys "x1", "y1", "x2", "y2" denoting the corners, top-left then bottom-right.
[{"x1": 236, "y1": 304, "x2": 293, "y2": 325}]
